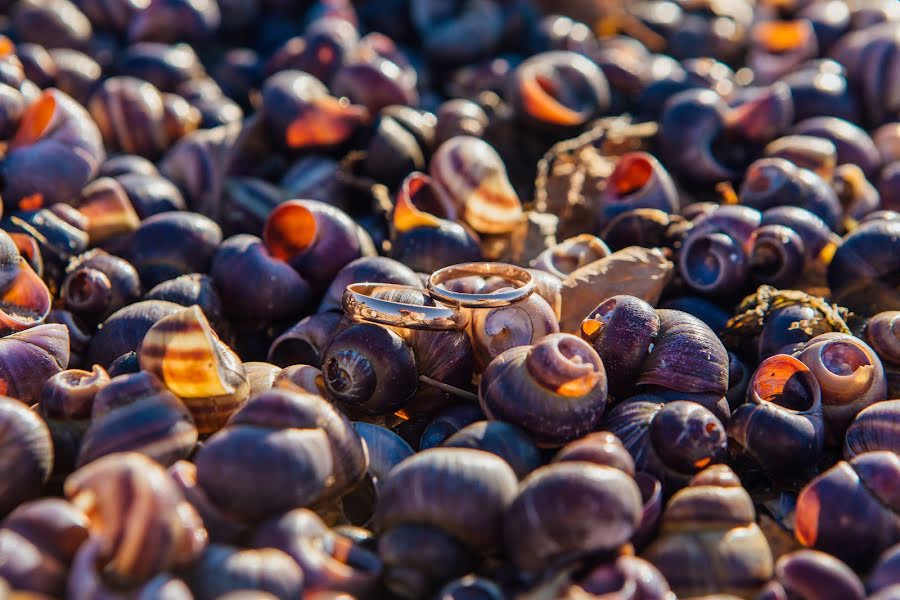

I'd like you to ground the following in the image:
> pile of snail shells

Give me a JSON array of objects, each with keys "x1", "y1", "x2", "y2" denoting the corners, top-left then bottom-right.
[{"x1": 0, "y1": 0, "x2": 896, "y2": 598}]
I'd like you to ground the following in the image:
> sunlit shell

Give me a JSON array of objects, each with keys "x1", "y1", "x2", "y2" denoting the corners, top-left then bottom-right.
[
  {"x1": 430, "y1": 136, "x2": 523, "y2": 235},
  {"x1": 138, "y1": 305, "x2": 249, "y2": 433},
  {"x1": 77, "y1": 177, "x2": 140, "y2": 244}
]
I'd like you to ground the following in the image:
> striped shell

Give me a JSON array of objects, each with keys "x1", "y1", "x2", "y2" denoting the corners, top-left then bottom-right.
[
  {"x1": 138, "y1": 305, "x2": 249, "y2": 434},
  {"x1": 430, "y1": 136, "x2": 523, "y2": 235}
]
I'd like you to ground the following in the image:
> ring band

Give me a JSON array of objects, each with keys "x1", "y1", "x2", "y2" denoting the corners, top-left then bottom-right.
[
  {"x1": 426, "y1": 262, "x2": 535, "y2": 308},
  {"x1": 343, "y1": 283, "x2": 468, "y2": 330}
]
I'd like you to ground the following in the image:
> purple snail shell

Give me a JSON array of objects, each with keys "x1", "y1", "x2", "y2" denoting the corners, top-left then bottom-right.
[
  {"x1": 0, "y1": 396, "x2": 53, "y2": 516},
  {"x1": 637, "y1": 309, "x2": 730, "y2": 397},
  {"x1": 677, "y1": 205, "x2": 761, "y2": 296},
  {"x1": 775, "y1": 549, "x2": 865, "y2": 600},
  {"x1": 795, "y1": 451, "x2": 900, "y2": 569},
  {"x1": 727, "y1": 354, "x2": 825, "y2": 480},
  {"x1": 507, "y1": 50, "x2": 611, "y2": 133},
  {"x1": 61, "y1": 249, "x2": 141, "y2": 324},
  {"x1": 263, "y1": 199, "x2": 375, "y2": 291},
  {"x1": 603, "y1": 396, "x2": 728, "y2": 493},
  {"x1": 502, "y1": 461, "x2": 642, "y2": 572},
  {"x1": 843, "y1": 399, "x2": 900, "y2": 458},
  {"x1": 429, "y1": 135, "x2": 523, "y2": 235},
  {"x1": 828, "y1": 219, "x2": 900, "y2": 315},
  {"x1": 581, "y1": 294, "x2": 660, "y2": 401},
  {"x1": 3, "y1": 89, "x2": 105, "y2": 210},
  {"x1": 739, "y1": 158, "x2": 842, "y2": 232},
  {"x1": 195, "y1": 388, "x2": 367, "y2": 522},
  {"x1": 374, "y1": 447, "x2": 518, "y2": 554},
  {"x1": 211, "y1": 234, "x2": 313, "y2": 323},
  {"x1": 469, "y1": 289, "x2": 559, "y2": 370},
  {"x1": 0, "y1": 323, "x2": 70, "y2": 405},
  {"x1": 321, "y1": 322, "x2": 418, "y2": 416}
]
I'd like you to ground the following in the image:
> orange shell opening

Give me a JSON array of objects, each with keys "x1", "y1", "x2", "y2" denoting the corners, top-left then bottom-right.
[
  {"x1": 609, "y1": 153, "x2": 653, "y2": 196},
  {"x1": 556, "y1": 371, "x2": 603, "y2": 397},
  {"x1": 264, "y1": 201, "x2": 319, "y2": 261},
  {"x1": 393, "y1": 176, "x2": 444, "y2": 233},
  {"x1": 285, "y1": 95, "x2": 368, "y2": 148},
  {"x1": 13, "y1": 92, "x2": 56, "y2": 149},
  {"x1": 8, "y1": 233, "x2": 40, "y2": 273},
  {"x1": 0, "y1": 36, "x2": 14, "y2": 57},
  {"x1": 0, "y1": 259, "x2": 51, "y2": 331},
  {"x1": 519, "y1": 74, "x2": 584, "y2": 127},
  {"x1": 794, "y1": 486, "x2": 819, "y2": 547},
  {"x1": 753, "y1": 20, "x2": 812, "y2": 53},
  {"x1": 580, "y1": 318, "x2": 604, "y2": 340}
]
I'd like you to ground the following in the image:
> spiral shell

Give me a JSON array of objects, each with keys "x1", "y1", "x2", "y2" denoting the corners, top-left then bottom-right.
[
  {"x1": 530, "y1": 234, "x2": 611, "y2": 280},
  {"x1": 3, "y1": 89, "x2": 104, "y2": 210},
  {"x1": 603, "y1": 396, "x2": 728, "y2": 492},
  {"x1": 642, "y1": 465, "x2": 774, "y2": 598},
  {"x1": 864, "y1": 311, "x2": 900, "y2": 366},
  {"x1": 138, "y1": 304, "x2": 250, "y2": 434},
  {"x1": 480, "y1": 333, "x2": 607, "y2": 447},
  {"x1": 795, "y1": 332, "x2": 887, "y2": 436},
  {"x1": 470, "y1": 290, "x2": 559, "y2": 370},
  {"x1": 195, "y1": 389, "x2": 367, "y2": 522}
]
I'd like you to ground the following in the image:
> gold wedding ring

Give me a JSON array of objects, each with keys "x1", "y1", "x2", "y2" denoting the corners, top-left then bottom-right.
[
  {"x1": 426, "y1": 262, "x2": 535, "y2": 308},
  {"x1": 342, "y1": 283, "x2": 468, "y2": 330}
]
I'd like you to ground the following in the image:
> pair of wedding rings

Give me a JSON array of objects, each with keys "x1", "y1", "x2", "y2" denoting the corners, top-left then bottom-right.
[{"x1": 342, "y1": 262, "x2": 535, "y2": 331}]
